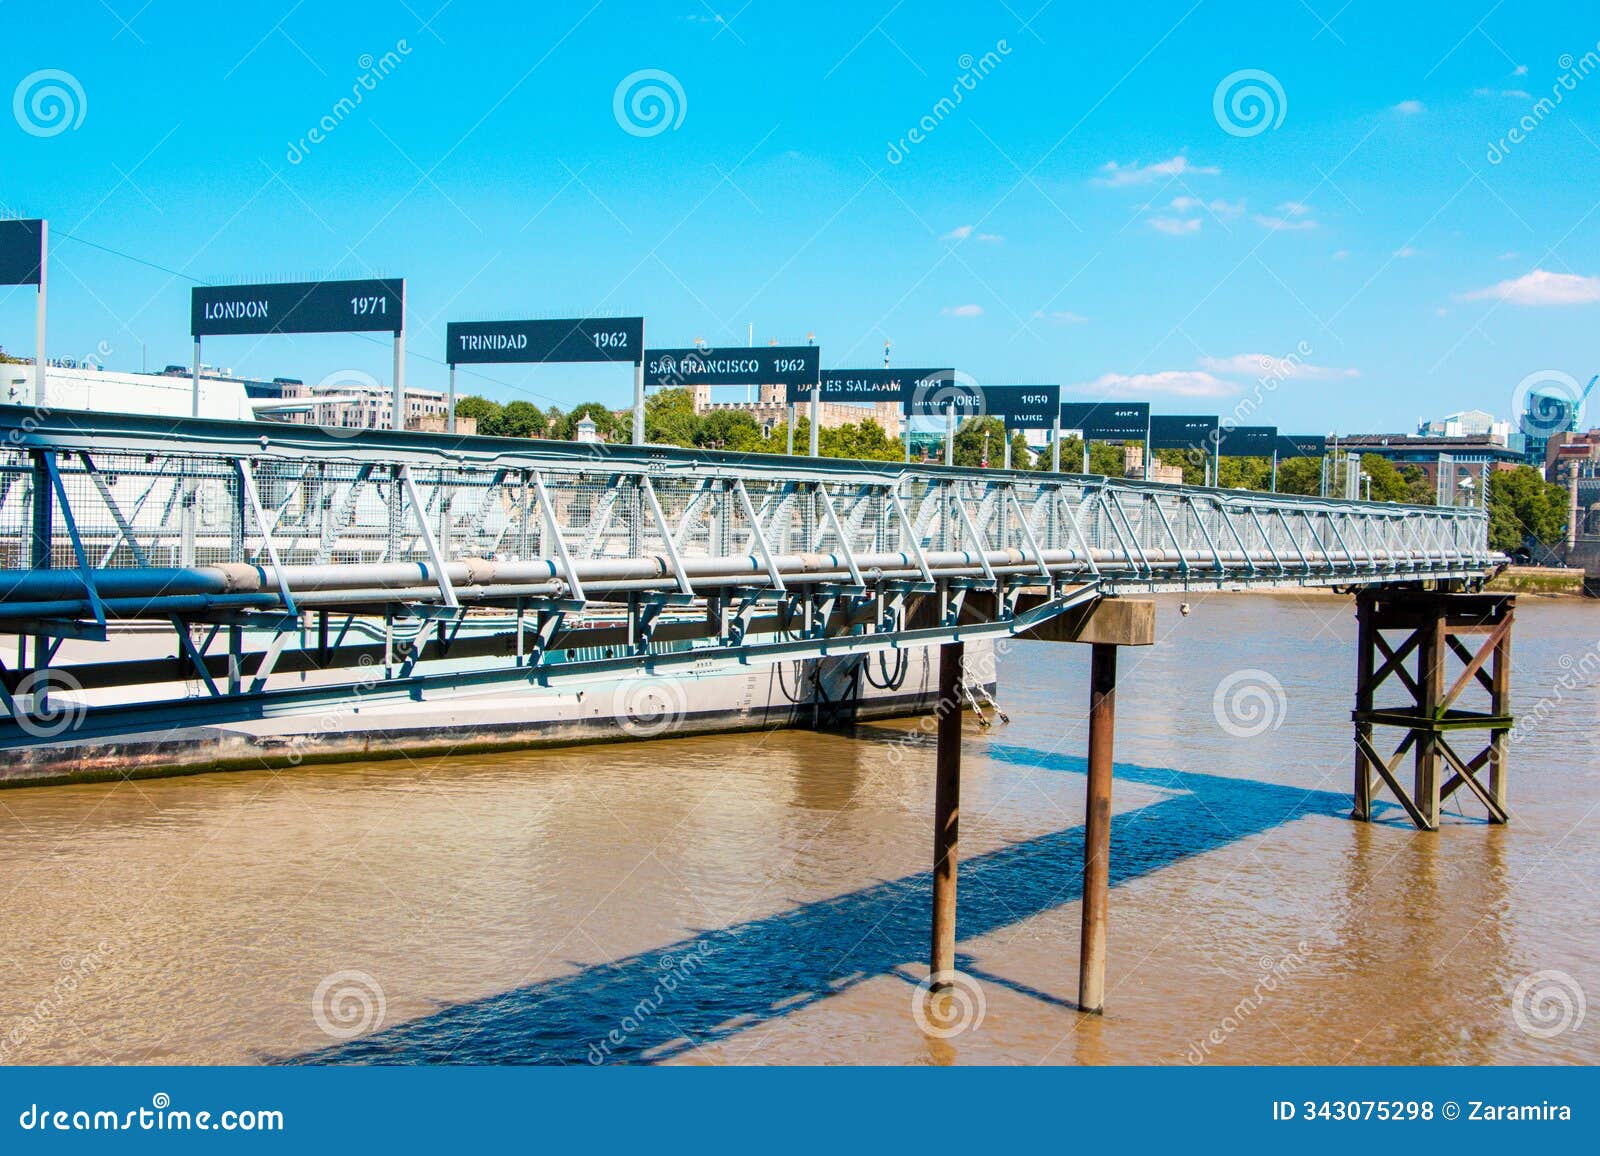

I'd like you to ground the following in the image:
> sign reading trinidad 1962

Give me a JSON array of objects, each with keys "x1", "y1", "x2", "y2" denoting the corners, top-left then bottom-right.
[
  {"x1": 644, "y1": 346, "x2": 820, "y2": 388},
  {"x1": 446, "y1": 317, "x2": 644, "y2": 366},
  {"x1": 191, "y1": 279, "x2": 404, "y2": 337}
]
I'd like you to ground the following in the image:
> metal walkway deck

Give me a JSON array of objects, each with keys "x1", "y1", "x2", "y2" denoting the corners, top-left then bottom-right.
[{"x1": 0, "y1": 406, "x2": 1498, "y2": 760}]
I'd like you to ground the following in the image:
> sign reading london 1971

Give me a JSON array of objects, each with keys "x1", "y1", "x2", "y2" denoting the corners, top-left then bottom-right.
[
  {"x1": 0, "y1": 219, "x2": 44, "y2": 286},
  {"x1": 787, "y1": 367, "x2": 954, "y2": 404},
  {"x1": 644, "y1": 345, "x2": 819, "y2": 388},
  {"x1": 446, "y1": 317, "x2": 644, "y2": 366},
  {"x1": 191, "y1": 279, "x2": 404, "y2": 337}
]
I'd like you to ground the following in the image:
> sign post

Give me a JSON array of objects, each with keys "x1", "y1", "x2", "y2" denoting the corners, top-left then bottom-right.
[
  {"x1": 647, "y1": 345, "x2": 820, "y2": 454},
  {"x1": 1058, "y1": 402, "x2": 1150, "y2": 477},
  {"x1": 0, "y1": 219, "x2": 47, "y2": 406},
  {"x1": 1271, "y1": 434, "x2": 1327, "y2": 493},
  {"x1": 191, "y1": 277, "x2": 406, "y2": 421},
  {"x1": 445, "y1": 316, "x2": 645, "y2": 439},
  {"x1": 1148, "y1": 415, "x2": 1220, "y2": 485},
  {"x1": 983, "y1": 385, "x2": 1061, "y2": 472}
]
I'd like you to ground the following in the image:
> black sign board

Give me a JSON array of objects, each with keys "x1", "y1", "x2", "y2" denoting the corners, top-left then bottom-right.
[
  {"x1": 0, "y1": 219, "x2": 44, "y2": 286},
  {"x1": 645, "y1": 346, "x2": 820, "y2": 388},
  {"x1": 901, "y1": 375, "x2": 985, "y2": 416},
  {"x1": 1215, "y1": 425, "x2": 1277, "y2": 457},
  {"x1": 447, "y1": 317, "x2": 643, "y2": 366},
  {"x1": 1059, "y1": 401, "x2": 1150, "y2": 441},
  {"x1": 985, "y1": 385, "x2": 1061, "y2": 430},
  {"x1": 786, "y1": 366, "x2": 953, "y2": 404},
  {"x1": 192, "y1": 279, "x2": 404, "y2": 337},
  {"x1": 1276, "y1": 434, "x2": 1328, "y2": 458},
  {"x1": 1148, "y1": 414, "x2": 1220, "y2": 451}
]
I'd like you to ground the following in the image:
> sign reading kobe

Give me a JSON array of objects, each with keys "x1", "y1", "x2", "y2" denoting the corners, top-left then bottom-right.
[
  {"x1": 645, "y1": 346, "x2": 819, "y2": 388},
  {"x1": 192, "y1": 279, "x2": 403, "y2": 336}
]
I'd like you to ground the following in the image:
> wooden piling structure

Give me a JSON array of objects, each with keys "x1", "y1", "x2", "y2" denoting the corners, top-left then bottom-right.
[
  {"x1": 1079, "y1": 642, "x2": 1117, "y2": 1014},
  {"x1": 929, "y1": 639, "x2": 963, "y2": 988},
  {"x1": 1352, "y1": 589, "x2": 1515, "y2": 830}
]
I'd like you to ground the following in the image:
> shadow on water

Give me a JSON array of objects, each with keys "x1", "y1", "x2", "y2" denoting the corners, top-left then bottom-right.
[{"x1": 286, "y1": 744, "x2": 1372, "y2": 1066}]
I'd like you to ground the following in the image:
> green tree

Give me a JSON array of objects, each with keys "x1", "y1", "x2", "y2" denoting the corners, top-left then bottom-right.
[
  {"x1": 1217, "y1": 455, "x2": 1272, "y2": 491},
  {"x1": 696, "y1": 408, "x2": 766, "y2": 452},
  {"x1": 644, "y1": 388, "x2": 698, "y2": 446},
  {"x1": 1275, "y1": 456, "x2": 1323, "y2": 496},
  {"x1": 821, "y1": 419, "x2": 903, "y2": 461},
  {"x1": 498, "y1": 399, "x2": 549, "y2": 439},
  {"x1": 554, "y1": 402, "x2": 623, "y2": 442},
  {"x1": 453, "y1": 395, "x2": 504, "y2": 436},
  {"x1": 1154, "y1": 447, "x2": 1208, "y2": 486},
  {"x1": 1487, "y1": 465, "x2": 1569, "y2": 552}
]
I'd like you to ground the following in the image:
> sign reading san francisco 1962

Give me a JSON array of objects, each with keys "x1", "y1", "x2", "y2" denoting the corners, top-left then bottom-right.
[
  {"x1": 191, "y1": 279, "x2": 404, "y2": 337},
  {"x1": 644, "y1": 346, "x2": 819, "y2": 388}
]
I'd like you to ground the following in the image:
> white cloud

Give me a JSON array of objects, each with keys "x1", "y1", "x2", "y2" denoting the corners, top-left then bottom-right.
[
  {"x1": 1255, "y1": 201, "x2": 1319, "y2": 231},
  {"x1": 1149, "y1": 216, "x2": 1202, "y2": 236},
  {"x1": 1198, "y1": 353, "x2": 1359, "y2": 381},
  {"x1": 941, "y1": 224, "x2": 1003, "y2": 243},
  {"x1": 1094, "y1": 154, "x2": 1219, "y2": 187},
  {"x1": 1076, "y1": 370, "x2": 1237, "y2": 398},
  {"x1": 1332, "y1": 249, "x2": 1350, "y2": 260},
  {"x1": 1465, "y1": 269, "x2": 1600, "y2": 305},
  {"x1": 1394, "y1": 246, "x2": 1419, "y2": 258},
  {"x1": 1475, "y1": 87, "x2": 1531, "y2": 98},
  {"x1": 1170, "y1": 195, "x2": 1245, "y2": 218},
  {"x1": 1034, "y1": 309, "x2": 1089, "y2": 324},
  {"x1": 1255, "y1": 213, "x2": 1318, "y2": 231},
  {"x1": 1513, "y1": 64, "x2": 1529, "y2": 76},
  {"x1": 1498, "y1": 250, "x2": 1519, "y2": 260},
  {"x1": 1393, "y1": 99, "x2": 1425, "y2": 114},
  {"x1": 941, "y1": 303, "x2": 984, "y2": 317}
]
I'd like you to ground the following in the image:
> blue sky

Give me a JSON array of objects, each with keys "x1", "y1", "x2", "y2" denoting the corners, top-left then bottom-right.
[{"x1": 4, "y1": 0, "x2": 1600, "y2": 434}]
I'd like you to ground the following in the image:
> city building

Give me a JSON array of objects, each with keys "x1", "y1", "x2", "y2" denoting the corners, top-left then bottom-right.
[
  {"x1": 273, "y1": 378, "x2": 452, "y2": 433},
  {"x1": 1417, "y1": 408, "x2": 1513, "y2": 445},
  {"x1": 1520, "y1": 387, "x2": 1582, "y2": 470},
  {"x1": 688, "y1": 383, "x2": 903, "y2": 439},
  {"x1": 1331, "y1": 433, "x2": 1522, "y2": 493},
  {"x1": 1, "y1": 361, "x2": 295, "y2": 421}
]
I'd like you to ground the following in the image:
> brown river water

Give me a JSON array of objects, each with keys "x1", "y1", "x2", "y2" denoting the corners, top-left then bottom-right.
[{"x1": 2, "y1": 592, "x2": 1596, "y2": 1066}]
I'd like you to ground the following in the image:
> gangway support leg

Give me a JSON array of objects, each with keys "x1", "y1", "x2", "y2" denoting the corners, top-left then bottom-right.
[
  {"x1": 929, "y1": 639, "x2": 963, "y2": 989},
  {"x1": 1078, "y1": 641, "x2": 1117, "y2": 1014},
  {"x1": 1351, "y1": 588, "x2": 1515, "y2": 831}
]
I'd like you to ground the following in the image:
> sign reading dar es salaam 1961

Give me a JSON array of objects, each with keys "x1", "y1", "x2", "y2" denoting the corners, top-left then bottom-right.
[
  {"x1": 0, "y1": 219, "x2": 44, "y2": 287},
  {"x1": 191, "y1": 279, "x2": 404, "y2": 337},
  {"x1": 446, "y1": 317, "x2": 643, "y2": 365}
]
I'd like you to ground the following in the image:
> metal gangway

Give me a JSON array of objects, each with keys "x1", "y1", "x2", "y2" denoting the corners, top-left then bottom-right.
[{"x1": 0, "y1": 406, "x2": 1498, "y2": 763}]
